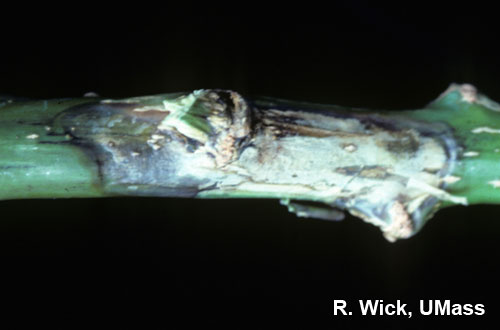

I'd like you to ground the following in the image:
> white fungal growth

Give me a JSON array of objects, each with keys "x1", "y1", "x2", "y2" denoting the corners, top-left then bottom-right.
[
  {"x1": 488, "y1": 180, "x2": 500, "y2": 188},
  {"x1": 342, "y1": 143, "x2": 357, "y2": 152},
  {"x1": 463, "y1": 151, "x2": 480, "y2": 157},
  {"x1": 132, "y1": 105, "x2": 164, "y2": 112},
  {"x1": 382, "y1": 201, "x2": 413, "y2": 242},
  {"x1": 471, "y1": 127, "x2": 500, "y2": 134},
  {"x1": 442, "y1": 175, "x2": 461, "y2": 184},
  {"x1": 26, "y1": 134, "x2": 39, "y2": 139},
  {"x1": 147, "y1": 134, "x2": 165, "y2": 150}
]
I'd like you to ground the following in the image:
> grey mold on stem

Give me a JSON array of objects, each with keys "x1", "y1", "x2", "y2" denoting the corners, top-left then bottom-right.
[{"x1": 53, "y1": 89, "x2": 460, "y2": 242}]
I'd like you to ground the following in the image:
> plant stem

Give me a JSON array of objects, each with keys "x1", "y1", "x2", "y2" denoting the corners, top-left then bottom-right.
[{"x1": 1, "y1": 84, "x2": 499, "y2": 241}]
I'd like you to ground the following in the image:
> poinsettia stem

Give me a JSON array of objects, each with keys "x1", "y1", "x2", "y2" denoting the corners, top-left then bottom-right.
[{"x1": 1, "y1": 84, "x2": 498, "y2": 241}]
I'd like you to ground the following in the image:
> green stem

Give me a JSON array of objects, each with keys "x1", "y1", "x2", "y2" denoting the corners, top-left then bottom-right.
[
  {"x1": 1, "y1": 84, "x2": 499, "y2": 241},
  {"x1": 408, "y1": 84, "x2": 500, "y2": 205}
]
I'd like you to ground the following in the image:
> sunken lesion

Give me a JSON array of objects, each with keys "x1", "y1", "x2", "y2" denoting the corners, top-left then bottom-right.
[
  {"x1": 240, "y1": 99, "x2": 460, "y2": 241},
  {"x1": 49, "y1": 90, "x2": 254, "y2": 197},
  {"x1": 44, "y1": 89, "x2": 461, "y2": 242}
]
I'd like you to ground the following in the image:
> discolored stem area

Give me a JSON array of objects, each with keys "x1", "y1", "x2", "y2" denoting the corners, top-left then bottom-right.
[{"x1": 1, "y1": 84, "x2": 499, "y2": 241}]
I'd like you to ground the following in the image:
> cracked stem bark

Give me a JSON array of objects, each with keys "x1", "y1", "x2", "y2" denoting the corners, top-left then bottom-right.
[{"x1": 0, "y1": 84, "x2": 498, "y2": 241}]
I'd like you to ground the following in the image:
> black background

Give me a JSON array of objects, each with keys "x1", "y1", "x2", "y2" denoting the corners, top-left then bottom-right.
[{"x1": 1, "y1": 2, "x2": 499, "y2": 328}]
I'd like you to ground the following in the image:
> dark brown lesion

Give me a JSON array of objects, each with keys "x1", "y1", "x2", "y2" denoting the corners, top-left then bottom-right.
[
  {"x1": 381, "y1": 130, "x2": 420, "y2": 155},
  {"x1": 255, "y1": 108, "x2": 372, "y2": 138},
  {"x1": 40, "y1": 90, "x2": 256, "y2": 196},
  {"x1": 260, "y1": 117, "x2": 369, "y2": 138},
  {"x1": 335, "y1": 165, "x2": 393, "y2": 179}
]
